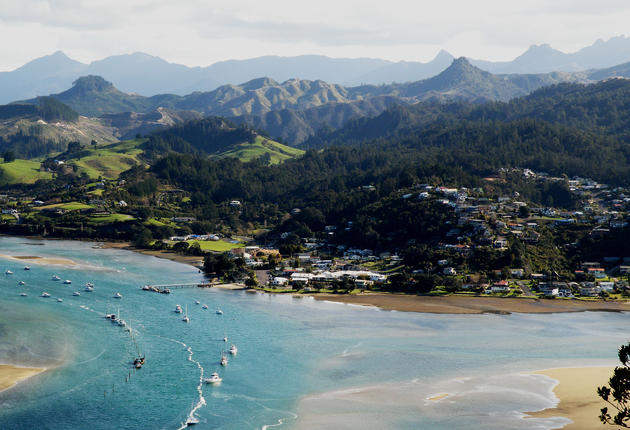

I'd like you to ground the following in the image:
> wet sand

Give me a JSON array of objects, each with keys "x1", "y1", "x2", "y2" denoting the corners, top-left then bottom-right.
[
  {"x1": 99, "y1": 242, "x2": 204, "y2": 269},
  {"x1": 0, "y1": 254, "x2": 78, "y2": 267},
  {"x1": 312, "y1": 293, "x2": 630, "y2": 314},
  {"x1": 0, "y1": 365, "x2": 46, "y2": 392},
  {"x1": 527, "y1": 367, "x2": 613, "y2": 430}
]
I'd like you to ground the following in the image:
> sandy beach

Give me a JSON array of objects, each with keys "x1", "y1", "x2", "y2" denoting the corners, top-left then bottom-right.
[
  {"x1": 311, "y1": 293, "x2": 630, "y2": 314},
  {"x1": 527, "y1": 367, "x2": 613, "y2": 430},
  {"x1": 0, "y1": 365, "x2": 46, "y2": 393},
  {"x1": 99, "y1": 242, "x2": 205, "y2": 269}
]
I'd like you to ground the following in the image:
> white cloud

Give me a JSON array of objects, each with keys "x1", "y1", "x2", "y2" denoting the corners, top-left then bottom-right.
[{"x1": 0, "y1": 0, "x2": 629, "y2": 69}]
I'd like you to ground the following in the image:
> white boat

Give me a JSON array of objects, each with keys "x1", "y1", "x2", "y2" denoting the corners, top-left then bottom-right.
[
  {"x1": 182, "y1": 305, "x2": 189, "y2": 323},
  {"x1": 18, "y1": 281, "x2": 25, "y2": 285},
  {"x1": 113, "y1": 292, "x2": 122, "y2": 299},
  {"x1": 174, "y1": 305, "x2": 182, "y2": 313},
  {"x1": 52, "y1": 275, "x2": 60, "y2": 281},
  {"x1": 220, "y1": 354, "x2": 228, "y2": 366},
  {"x1": 85, "y1": 282, "x2": 94, "y2": 288},
  {"x1": 216, "y1": 309, "x2": 223, "y2": 315},
  {"x1": 57, "y1": 298, "x2": 63, "y2": 302},
  {"x1": 223, "y1": 337, "x2": 228, "y2": 342},
  {"x1": 19, "y1": 292, "x2": 27, "y2": 297},
  {"x1": 186, "y1": 417, "x2": 199, "y2": 426},
  {"x1": 41, "y1": 292, "x2": 51, "y2": 297},
  {"x1": 72, "y1": 291, "x2": 81, "y2": 296},
  {"x1": 229, "y1": 344, "x2": 238, "y2": 355},
  {"x1": 202, "y1": 304, "x2": 208, "y2": 310},
  {"x1": 23, "y1": 266, "x2": 30, "y2": 271},
  {"x1": 63, "y1": 280, "x2": 72, "y2": 284},
  {"x1": 5, "y1": 270, "x2": 13, "y2": 275},
  {"x1": 84, "y1": 285, "x2": 94, "y2": 292},
  {"x1": 204, "y1": 372, "x2": 222, "y2": 384},
  {"x1": 195, "y1": 300, "x2": 200, "y2": 305}
]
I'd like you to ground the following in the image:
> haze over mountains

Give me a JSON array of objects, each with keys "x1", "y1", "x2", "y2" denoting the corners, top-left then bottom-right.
[{"x1": 2, "y1": 36, "x2": 630, "y2": 104}]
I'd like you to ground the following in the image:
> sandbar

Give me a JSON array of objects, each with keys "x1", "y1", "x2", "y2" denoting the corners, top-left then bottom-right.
[
  {"x1": 311, "y1": 293, "x2": 630, "y2": 314},
  {"x1": 0, "y1": 253, "x2": 78, "y2": 267},
  {"x1": 527, "y1": 367, "x2": 613, "y2": 429},
  {"x1": 0, "y1": 364, "x2": 46, "y2": 392}
]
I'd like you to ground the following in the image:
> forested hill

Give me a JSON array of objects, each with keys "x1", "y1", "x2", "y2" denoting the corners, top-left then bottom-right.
[{"x1": 304, "y1": 78, "x2": 630, "y2": 148}]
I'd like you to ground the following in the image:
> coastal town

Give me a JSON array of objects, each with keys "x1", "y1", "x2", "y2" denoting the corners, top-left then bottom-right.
[{"x1": 2, "y1": 167, "x2": 629, "y2": 303}]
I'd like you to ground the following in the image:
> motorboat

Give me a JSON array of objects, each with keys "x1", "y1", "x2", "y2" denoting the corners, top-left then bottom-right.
[
  {"x1": 41, "y1": 292, "x2": 51, "y2": 297},
  {"x1": 195, "y1": 300, "x2": 200, "y2": 305},
  {"x1": 72, "y1": 291, "x2": 81, "y2": 296},
  {"x1": 18, "y1": 281, "x2": 25, "y2": 285},
  {"x1": 57, "y1": 298, "x2": 63, "y2": 302},
  {"x1": 23, "y1": 266, "x2": 30, "y2": 270},
  {"x1": 52, "y1": 275, "x2": 60, "y2": 281},
  {"x1": 186, "y1": 417, "x2": 199, "y2": 426},
  {"x1": 85, "y1": 282, "x2": 94, "y2": 288},
  {"x1": 19, "y1": 292, "x2": 27, "y2": 297},
  {"x1": 223, "y1": 337, "x2": 228, "y2": 342},
  {"x1": 84, "y1": 285, "x2": 94, "y2": 292},
  {"x1": 216, "y1": 309, "x2": 223, "y2": 315},
  {"x1": 220, "y1": 355, "x2": 228, "y2": 366},
  {"x1": 229, "y1": 344, "x2": 238, "y2": 355},
  {"x1": 202, "y1": 304, "x2": 208, "y2": 310},
  {"x1": 5, "y1": 270, "x2": 13, "y2": 275},
  {"x1": 113, "y1": 292, "x2": 122, "y2": 299},
  {"x1": 174, "y1": 305, "x2": 182, "y2": 313},
  {"x1": 63, "y1": 280, "x2": 72, "y2": 284},
  {"x1": 105, "y1": 313, "x2": 115, "y2": 319},
  {"x1": 204, "y1": 372, "x2": 222, "y2": 384}
]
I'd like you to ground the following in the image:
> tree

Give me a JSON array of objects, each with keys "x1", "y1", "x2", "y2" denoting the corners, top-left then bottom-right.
[
  {"x1": 3, "y1": 151, "x2": 15, "y2": 163},
  {"x1": 598, "y1": 343, "x2": 630, "y2": 427}
]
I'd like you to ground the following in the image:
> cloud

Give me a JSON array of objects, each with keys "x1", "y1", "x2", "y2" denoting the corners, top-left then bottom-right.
[{"x1": 0, "y1": 0, "x2": 629, "y2": 69}]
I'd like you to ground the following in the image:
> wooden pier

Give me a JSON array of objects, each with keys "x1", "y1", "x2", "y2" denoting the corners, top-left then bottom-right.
[{"x1": 141, "y1": 282, "x2": 214, "y2": 293}]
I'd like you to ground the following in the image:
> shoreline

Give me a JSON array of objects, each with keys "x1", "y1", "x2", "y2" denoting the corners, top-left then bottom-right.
[
  {"x1": 0, "y1": 365, "x2": 46, "y2": 393},
  {"x1": 526, "y1": 366, "x2": 613, "y2": 430},
  {"x1": 308, "y1": 292, "x2": 630, "y2": 314},
  {"x1": 3, "y1": 236, "x2": 629, "y2": 315}
]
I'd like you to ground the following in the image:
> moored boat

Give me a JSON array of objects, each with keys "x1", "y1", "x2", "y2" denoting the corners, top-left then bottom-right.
[
  {"x1": 204, "y1": 372, "x2": 222, "y2": 384},
  {"x1": 229, "y1": 344, "x2": 238, "y2": 355},
  {"x1": 113, "y1": 292, "x2": 122, "y2": 299}
]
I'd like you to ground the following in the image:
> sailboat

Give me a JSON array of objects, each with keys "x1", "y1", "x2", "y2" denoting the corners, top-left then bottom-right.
[
  {"x1": 182, "y1": 305, "x2": 189, "y2": 323},
  {"x1": 220, "y1": 353, "x2": 228, "y2": 366},
  {"x1": 229, "y1": 344, "x2": 238, "y2": 355}
]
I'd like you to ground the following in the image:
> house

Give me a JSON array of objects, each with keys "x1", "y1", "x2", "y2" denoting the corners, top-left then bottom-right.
[
  {"x1": 620, "y1": 266, "x2": 630, "y2": 274},
  {"x1": 229, "y1": 200, "x2": 241, "y2": 207},
  {"x1": 598, "y1": 281, "x2": 615, "y2": 292},
  {"x1": 443, "y1": 267, "x2": 456, "y2": 276},
  {"x1": 490, "y1": 280, "x2": 510, "y2": 293},
  {"x1": 579, "y1": 285, "x2": 601, "y2": 297},
  {"x1": 510, "y1": 268, "x2": 524, "y2": 278},
  {"x1": 270, "y1": 277, "x2": 289, "y2": 286}
]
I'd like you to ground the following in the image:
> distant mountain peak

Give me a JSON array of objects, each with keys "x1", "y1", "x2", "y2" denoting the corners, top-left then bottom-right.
[
  {"x1": 434, "y1": 49, "x2": 454, "y2": 61},
  {"x1": 71, "y1": 75, "x2": 115, "y2": 92}
]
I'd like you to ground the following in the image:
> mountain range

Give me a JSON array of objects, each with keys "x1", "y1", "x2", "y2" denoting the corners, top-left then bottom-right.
[{"x1": 2, "y1": 36, "x2": 630, "y2": 103}]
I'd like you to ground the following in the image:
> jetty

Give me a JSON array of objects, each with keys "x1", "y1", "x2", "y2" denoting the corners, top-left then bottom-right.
[{"x1": 141, "y1": 282, "x2": 213, "y2": 293}]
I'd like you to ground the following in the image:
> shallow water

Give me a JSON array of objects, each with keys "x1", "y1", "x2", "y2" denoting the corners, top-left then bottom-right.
[{"x1": 0, "y1": 237, "x2": 626, "y2": 429}]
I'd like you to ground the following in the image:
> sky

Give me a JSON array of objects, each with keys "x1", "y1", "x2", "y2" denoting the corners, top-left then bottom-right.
[{"x1": 1, "y1": 0, "x2": 629, "y2": 71}]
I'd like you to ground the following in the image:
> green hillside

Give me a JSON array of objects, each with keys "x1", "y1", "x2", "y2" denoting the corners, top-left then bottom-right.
[
  {"x1": 216, "y1": 136, "x2": 304, "y2": 163},
  {"x1": 66, "y1": 139, "x2": 146, "y2": 179},
  {"x1": 0, "y1": 159, "x2": 53, "y2": 185}
]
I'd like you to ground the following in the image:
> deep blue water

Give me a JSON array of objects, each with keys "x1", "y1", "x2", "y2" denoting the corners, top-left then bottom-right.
[{"x1": 0, "y1": 237, "x2": 627, "y2": 429}]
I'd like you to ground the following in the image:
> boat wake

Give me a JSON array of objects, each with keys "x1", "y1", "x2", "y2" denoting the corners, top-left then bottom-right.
[{"x1": 164, "y1": 338, "x2": 206, "y2": 430}]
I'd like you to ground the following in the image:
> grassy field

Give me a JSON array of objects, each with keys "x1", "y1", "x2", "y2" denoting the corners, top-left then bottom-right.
[
  {"x1": 0, "y1": 160, "x2": 53, "y2": 185},
  {"x1": 217, "y1": 136, "x2": 304, "y2": 164},
  {"x1": 36, "y1": 201, "x2": 93, "y2": 211},
  {"x1": 186, "y1": 239, "x2": 244, "y2": 252},
  {"x1": 88, "y1": 213, "x2": 135, "y2": 223},
  {"x1": 68, "y1": 139, "x2": 146, "y2": 179}
]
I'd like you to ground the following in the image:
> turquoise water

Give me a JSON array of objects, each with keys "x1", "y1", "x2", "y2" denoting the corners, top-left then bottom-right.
[{"x1": 0, "y1": 236, "x2": 627, "y2": 429}]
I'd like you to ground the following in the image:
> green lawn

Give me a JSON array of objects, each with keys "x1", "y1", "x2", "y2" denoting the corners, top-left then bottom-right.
[
  {"x1": 187, "y1": 239, "x2": 244, "y2": 252},
  {"x1": 36, "y1": 201, "x2": 93, "y2": 211},
  {"x1": 0, "y1": 160, "x2": 53, "y2": 185}
]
